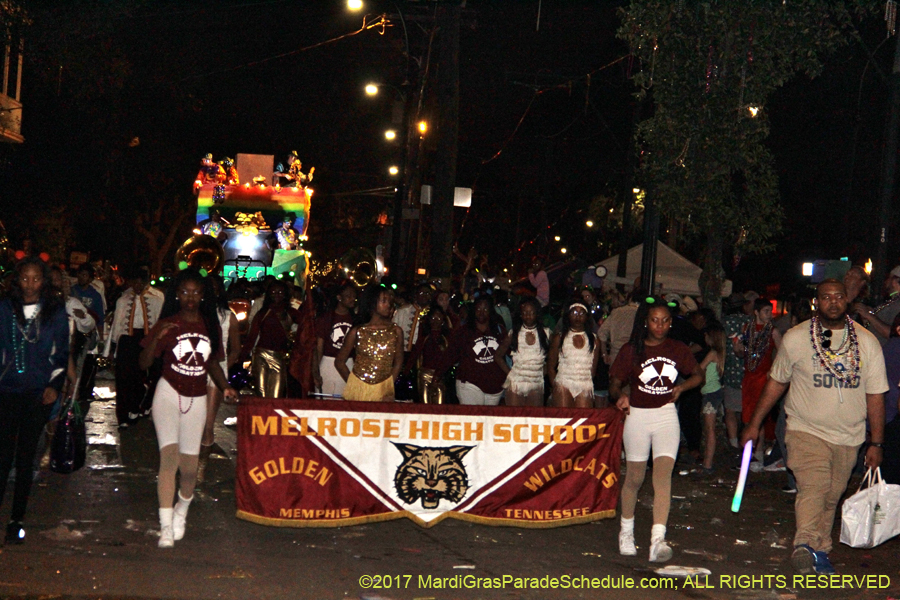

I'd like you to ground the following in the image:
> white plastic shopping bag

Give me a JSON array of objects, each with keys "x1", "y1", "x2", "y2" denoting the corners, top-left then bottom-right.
[{"x1": 840, "y1": 467, "x2": 900, "y2": 548}]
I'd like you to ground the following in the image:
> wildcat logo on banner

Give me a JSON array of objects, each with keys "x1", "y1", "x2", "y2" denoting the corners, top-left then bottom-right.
[{"x1": 235, "y1": 399, "x2": 624, "y2": 528}]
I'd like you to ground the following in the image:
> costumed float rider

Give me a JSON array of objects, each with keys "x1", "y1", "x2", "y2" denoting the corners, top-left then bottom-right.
[
  {"x1": 198, "y1": 209, "x2": 227, "y2": 242},
  {"x1": 273, "y1": 151, "x2": 314, "y2": 188},
  {"x1": 219, "y1": 157, "x2": 239, "y2": 186},
  {"x1": 272, "y1": 216, "x2": 300, "y2": 251},
  {"x1": 193, "y1": 153, "x2": 224, "y2": 195}
]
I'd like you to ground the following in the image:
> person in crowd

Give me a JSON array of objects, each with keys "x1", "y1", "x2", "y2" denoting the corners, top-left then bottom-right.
[
  {"x1": 313, "y1": 282, "x2": 357, "y2": 397},
  {"x1": 580, "y1": 286, "x2": 604, "y2": 331},
  {"x1": 736, "y1": 298, "x2": 782, "y2": 466},
  {"x1": 70, "y1": 263, "x2": 105, "y2": 402},
  {"x1": 393, "y1": 283, "x2": 433, "y2": 354},
  {"x1": 406, "y1": 303, "x2": 452, "y2": 404},
  {"x1": 670, "y1": 305, "x2": 711, "y2": 464},
  {"x1": 434, "y1": 289, "x2": 460, "y2": 329},
  {"x1": 853, "y1": 265, "x2": 900, "y2": 345},
  {"x1": 742, "y1": 279, "x2": 887, "y2": 576},
  {"x1": 0, "y1": 257, "x2": 69, "y2": 544},
  {"x1": 610, "y1": 296, "x2": 702, "y2": 563},
  {"x1": 198, "y1": 276, "x2": 240, "y2": 477},
  {"x1": 528, "y1": 256, "x2": 550, "y2": 308},
  {"x1": 335, "y1": 284, "x2": 403, "y2": 401},
  {"x1": 880, "y1": 313, "x2": 900, "y2": 484},
  {"x1": 434, "y1": 294, "x2": 507, "y2": 406},
  {"x1": 723, "y1": 293, "x2": 752, "y2": 449},
  {"x1": 494, "y1": 289, "x2": 513, "y2": 332},
  {"x1": 696, "y1": 321, "x2": 725, "y2": 475},
  {"x1": 844, "y1": 265, "x2": 869, "y2": 305},
  {"x1": 548, "y1": 299, "x2": 599, "y2": 408},
  {"x1": 599, "y1": 289, "x2": 641, "y2": 367},
  {"x1": 48, "y1": 267, "x2": 95, "y2": 403},
  {"x1": 495, "y1": 297, "x2": 549, "y2": 407},
  {"x1": 240, "y1": 279, "x2": 301, "y2": 398},
  {"x1": 139, "y1": 268, "x2": 238, "y2": 548},
  {"x1": 104, "y1": 266, "x2": 164, "y2": 428}
]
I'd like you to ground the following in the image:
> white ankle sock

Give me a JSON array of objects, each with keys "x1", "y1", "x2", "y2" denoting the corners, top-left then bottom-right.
[
  {"x1": 620, "y1": 516, "x2": 634, "y2": 533},
  {"x1": 651, "y1": 523, "x2": 666, "y2": 542}
]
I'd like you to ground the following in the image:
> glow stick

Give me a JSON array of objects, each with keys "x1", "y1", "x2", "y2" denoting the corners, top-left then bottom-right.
[{"x1": 731, "y1": 441, "x2": 753, "y2": 513}]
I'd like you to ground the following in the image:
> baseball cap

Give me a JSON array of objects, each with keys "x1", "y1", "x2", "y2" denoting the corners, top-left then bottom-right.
[
  {"x1": 890, "y1": 266, "x2": 900, "y2": 279},
  {"x1": 743, "y1": 291, "x2": 760, "y2": 303}
]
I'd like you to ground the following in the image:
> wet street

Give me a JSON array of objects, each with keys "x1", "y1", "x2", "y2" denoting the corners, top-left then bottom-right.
[{"x1": 1, "y1": 377, "x2": 899, "y2": 600}]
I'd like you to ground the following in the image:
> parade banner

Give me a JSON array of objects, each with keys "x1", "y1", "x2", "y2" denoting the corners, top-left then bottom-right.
[{"x1": 235, "y1": 398, "x2": 624, "y2": 529}]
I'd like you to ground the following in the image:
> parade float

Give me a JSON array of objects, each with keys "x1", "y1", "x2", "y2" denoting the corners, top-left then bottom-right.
[{"x1": 177, "y1": 152, "x2": 314, "y2": 287}]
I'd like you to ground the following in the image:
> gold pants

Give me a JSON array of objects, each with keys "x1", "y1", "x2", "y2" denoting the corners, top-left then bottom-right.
[
  {"x1": 252, "y1": 348, "x2": 289, "y2": 398},
  {"x1": 417, "y1": 368, "x2": 444, "y2": 404}
]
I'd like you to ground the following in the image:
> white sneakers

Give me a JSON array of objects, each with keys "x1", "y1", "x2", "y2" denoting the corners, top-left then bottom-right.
[
  {"x1": 158, "y1": 508, "x2": 174, "y2": 549},
  {"x1": 618, "y1": 530, "x2": 637, "y2": 556},
  {"x1": 649, "y1": 538, "x2": 673, "y2": 562},
  {"x1": 173, "y1": 492, "x2": 193, "y2": 541}
]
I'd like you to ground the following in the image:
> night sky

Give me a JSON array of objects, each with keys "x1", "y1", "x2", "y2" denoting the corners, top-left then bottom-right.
[{"x1": 0, "y1": 1, "x2": 897, "y2": 294}]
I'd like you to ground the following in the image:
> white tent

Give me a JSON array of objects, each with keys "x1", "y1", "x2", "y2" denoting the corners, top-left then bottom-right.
[{"x1": 597, "y1": 241, "x2": 732, "y2": 298}]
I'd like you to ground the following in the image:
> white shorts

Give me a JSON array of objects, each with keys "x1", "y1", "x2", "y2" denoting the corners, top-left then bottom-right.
[
  {"x1": 456, "y1": 380, "x2": 502, "y2": 406},
  {"x1": 319, "y1": 356, "x2": 351, "y2": 398},
  {"x1": 623, "y1": 404, "x2": 680, "y2": 462},
  {"x1": 152, "y1": 377, "x2": 208, "y2": 455}
]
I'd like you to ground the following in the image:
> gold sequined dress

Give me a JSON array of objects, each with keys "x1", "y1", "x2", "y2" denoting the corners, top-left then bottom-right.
[{"x1": 343, "y1": 325, "x2": 397, "y2": 401}]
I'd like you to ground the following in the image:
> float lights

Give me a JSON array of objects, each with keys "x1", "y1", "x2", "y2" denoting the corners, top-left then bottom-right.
[
  {"x1": 417, "y1": 268, "x2": 427, "y2": 275},
  {"x1": 347, "y1": 0, "x2": 363, "y2": 10},
  {"x1": 159, "y1": 276, "x2": 165, "y2": 282},
  {"x1": 388, "y1": 166, "x2": 399, "y2": 175},
  {"x1": 865, "y1": 258, "x2": 873, "y2": 275},
  {"x1": 417, "y1": 121, "x2": 428, "y2": 135},
  {"x1": 384, "y1": 129, "x2": 397, "y2": 141},
  {"x1": 586, "y1": 220, "x2": 594, "y2": 228},
  {"x1": 554, "y1": 235, "x2": 561, "y2": 242},
  {"x1": 748, "y1": 106, "x2": 760, "y2": 117},
  {"x1": 364, "y1": 84, "x2": 379, "y2": 96},
  {"x1": 391, "y1": 283, "x2": 398, "y2": 290},
  {"x1": 802, "y1": 262, "x2": 814, "y2": 277},
  {"x1": 633, "y1": 188, "x2": 641, "y2": 194},
  {"x1": 192, "y1": 228, "x2": 201, "y2": 235}
]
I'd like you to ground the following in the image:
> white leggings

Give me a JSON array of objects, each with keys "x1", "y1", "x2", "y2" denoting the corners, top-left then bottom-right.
[
  {"x1": 623, "y1": 404, "x2": 680, "y2": 462},
  {"x1": 152, "y1": 377, "x2": 208, "y2": 455}
]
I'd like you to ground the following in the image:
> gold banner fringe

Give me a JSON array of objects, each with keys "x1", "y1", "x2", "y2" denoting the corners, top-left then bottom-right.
[{"x1": 235, "y1": 508, "x2": 616, "y2": 529}]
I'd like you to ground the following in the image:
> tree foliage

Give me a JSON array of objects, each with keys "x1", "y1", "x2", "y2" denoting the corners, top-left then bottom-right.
[{"x1": 618, "y1": 1, "x2": 867, "y2": 304}]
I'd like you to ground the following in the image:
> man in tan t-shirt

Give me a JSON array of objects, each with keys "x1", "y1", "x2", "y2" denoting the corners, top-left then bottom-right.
[{"x1": 742, "y1": 279, "x2": 887, "y2": 577}]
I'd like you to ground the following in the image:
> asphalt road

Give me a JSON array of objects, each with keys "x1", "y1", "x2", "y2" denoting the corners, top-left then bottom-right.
[{"x1": 1, "y1": 378, "x2": 899, "y2": 600}]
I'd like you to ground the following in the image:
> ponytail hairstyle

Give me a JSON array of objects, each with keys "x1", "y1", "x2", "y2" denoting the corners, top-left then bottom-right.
[
  {"x1": 704, "y1": 320, "x2": 726, "y2": 376},
  {"x1": 510, "y1": 296, "x2": 549, "y2": 354},
  {"x1": 354, "y1": 283, "x2": 392, "y2": 327},
  {"x1": 628, "y1": 295, "x2": 676, "y2": 367},
  {"x1": 559, "y1": 297, "x2": 595, "y2": 353},
  {"x1": 160, "y1": 267, "x2": 221, "y2": 356}
]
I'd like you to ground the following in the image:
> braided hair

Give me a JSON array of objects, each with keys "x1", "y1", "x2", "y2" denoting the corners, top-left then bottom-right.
[{"x1": 627, "y1": 295, "x2": 676, "y2": 368}]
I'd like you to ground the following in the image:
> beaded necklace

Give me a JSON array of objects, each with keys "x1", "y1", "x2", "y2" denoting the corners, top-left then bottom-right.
[
  {"x1": 742, "y1": 320, "x2": 773, "y2": 372},
  {"x1": 810, "y1": 316, "x2": 860, "y2": 387},
  {"x1": 12, "y1": 305, "x2": 40, "y2": 374}
]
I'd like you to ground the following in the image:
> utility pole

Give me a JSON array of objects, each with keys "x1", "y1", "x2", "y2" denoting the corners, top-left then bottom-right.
[
  {"x1": 428, "y1": 1, "x2": 460, "y2": 280},
  {"x1": 639, "y1": 186, "x2": 659, "y2": 295},
  {"x1": 875, "y1": 31, "x2": 900, "y2": 288}
]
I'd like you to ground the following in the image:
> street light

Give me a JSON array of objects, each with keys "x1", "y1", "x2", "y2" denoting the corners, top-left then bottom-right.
[
  {"x1": 554, "y1": 235, "x2": 561, "y2": 242},
  {"x1": 586, "y1": 220, "x2": 594, "y2": 228},
  {"x1": 364, "y1": 83, "x2": 379, "y2": 96},
  {"x1": 417, "y1": 120, "x2": 428, "y2": 135},
  {"x1": 347, "y1": 0, "x2": 363, "y2": 11},
  {"x1": 384, "y1": 129, "x2": 397, "y2": 141},
  {"x1": 389, "y1": 166, "x2": 399, "y2": 175}
]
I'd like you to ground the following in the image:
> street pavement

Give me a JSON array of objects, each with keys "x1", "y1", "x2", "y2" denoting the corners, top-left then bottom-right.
[{"x1": 1, "y1": 377, "x2": 899, "y2": 600}]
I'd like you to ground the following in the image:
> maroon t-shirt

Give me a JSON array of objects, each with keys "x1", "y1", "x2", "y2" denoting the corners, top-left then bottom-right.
[
  {"x1": 443, "y1": 325, "x2": 507, "y2": 395},
  {"x1": 315, "y1": 310, "x2": 353, "y2": 358},
  {"x1": 143, "y1": 315, "x2": 223, "y2": 397},
  {"x1": 610, "y1": 338, "x2": 698, "y2": 409}
]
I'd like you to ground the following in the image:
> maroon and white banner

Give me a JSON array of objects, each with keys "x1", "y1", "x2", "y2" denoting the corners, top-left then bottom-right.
[{"x1": 235, "y1": 398, "x2": 624, "y2": 528}]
